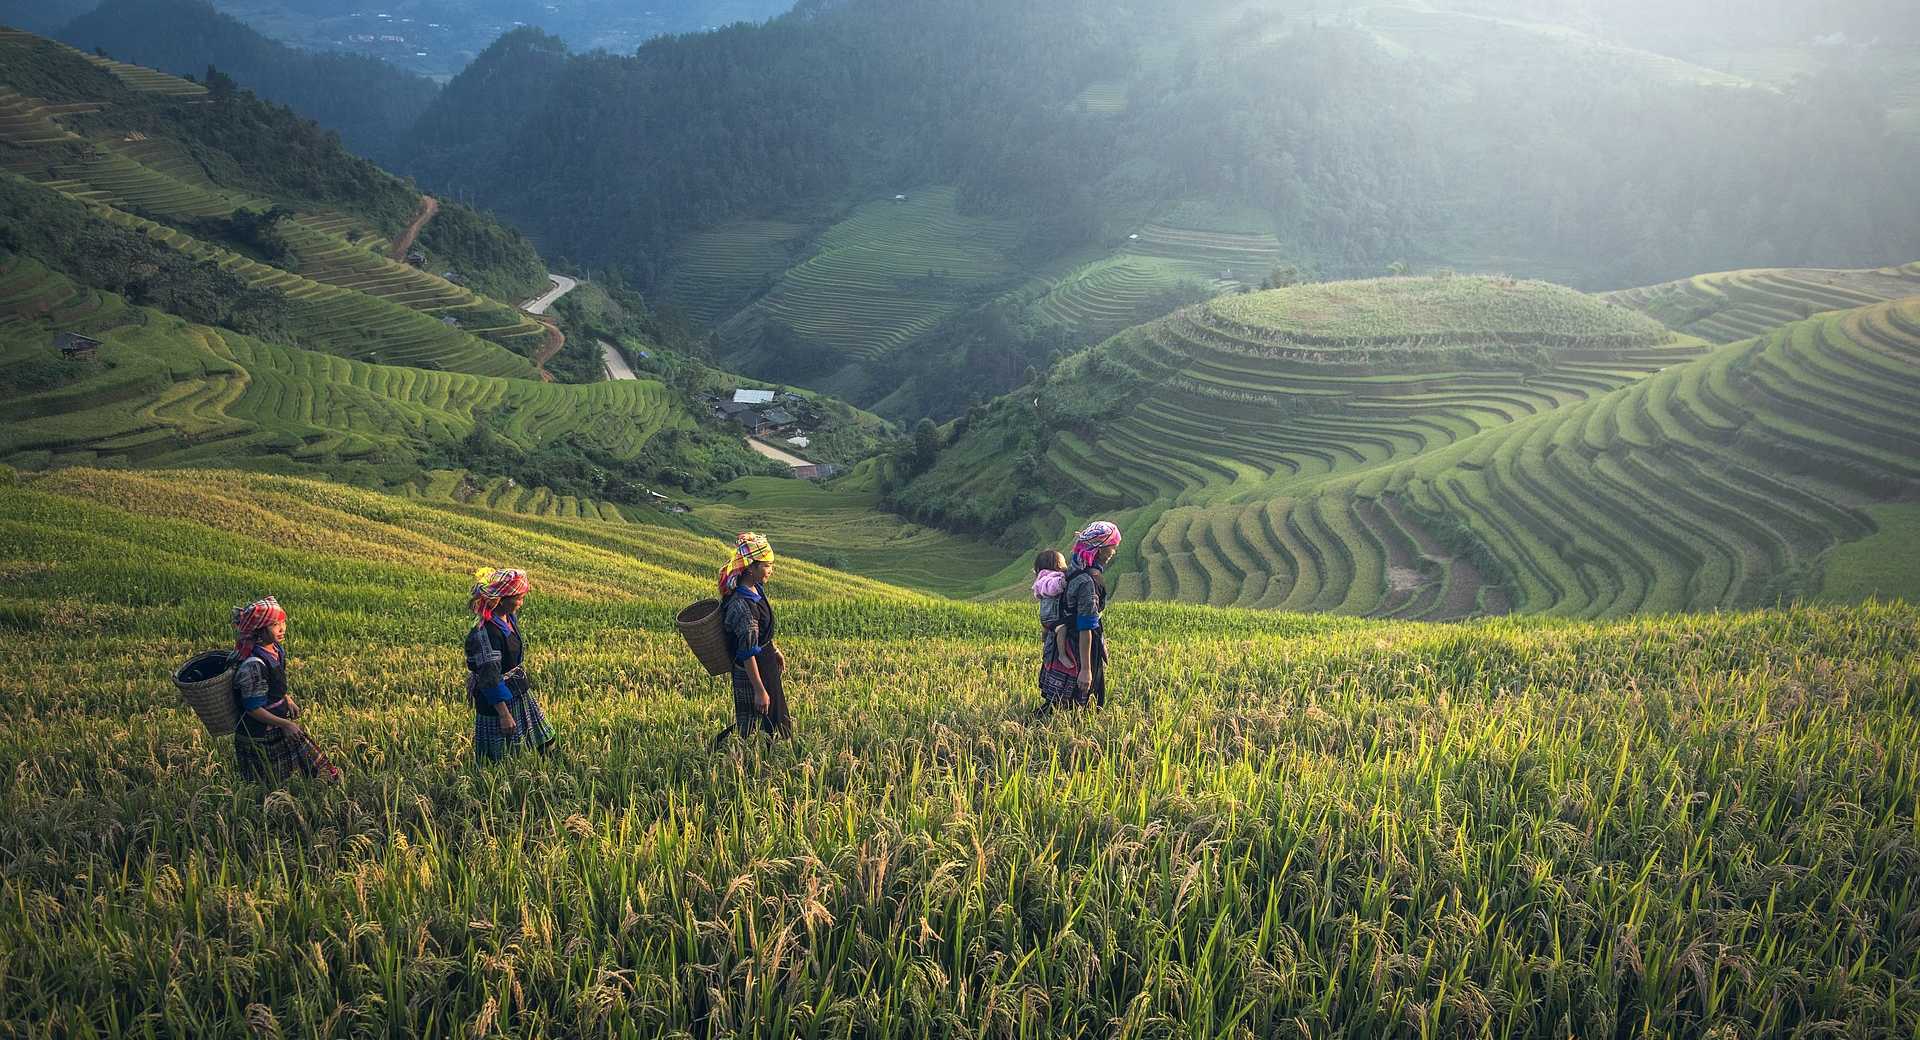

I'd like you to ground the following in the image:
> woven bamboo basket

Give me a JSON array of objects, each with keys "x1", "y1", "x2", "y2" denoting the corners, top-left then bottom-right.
[
  {"x1": 174, "y1": 650, "x2": 238, "y2": 736},
  {"x1": 676, "y1": 599, "x2": 732, "y2": 677}
]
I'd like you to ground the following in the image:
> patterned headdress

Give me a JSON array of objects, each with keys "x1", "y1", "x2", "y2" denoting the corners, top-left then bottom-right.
[
  {"x1": 717, "y1": 532, "x2": 775, "y2": 597},
  {"x1": 1071, "y1": 520, "x2": 1123, "y2": 569},
  {"x1": 470, "y1": 567, "x2": 531, "y2": 625},
  {"x1": 232, "y1": 596, "x2": 287, "y2": 657}
]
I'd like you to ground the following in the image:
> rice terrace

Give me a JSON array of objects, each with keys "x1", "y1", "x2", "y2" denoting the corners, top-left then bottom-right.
[{"x1": 4, "y1": 3, "x2": 1920, "y2": 1038}]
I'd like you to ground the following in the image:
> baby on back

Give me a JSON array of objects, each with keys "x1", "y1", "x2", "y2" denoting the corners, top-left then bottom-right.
[{"x1": 1033, "y1": 549, "x2": 1072, "y2": 662}]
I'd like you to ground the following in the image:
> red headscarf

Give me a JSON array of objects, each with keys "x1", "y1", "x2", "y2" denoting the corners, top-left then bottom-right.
[
  {"x1": 232, "y1": 596, "x2": 287, "y2": 658},
  {"x1": 471, "y1": 568, "x2": 531, "y2": 625}
]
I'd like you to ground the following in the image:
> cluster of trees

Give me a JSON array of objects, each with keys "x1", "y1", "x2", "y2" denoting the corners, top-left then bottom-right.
[
  {"x1": 415, "y1": 200, "x2": 549, "y2": 304},
  {"x1": 0, "y1": 178, "x2": 296, "y2": 343}
]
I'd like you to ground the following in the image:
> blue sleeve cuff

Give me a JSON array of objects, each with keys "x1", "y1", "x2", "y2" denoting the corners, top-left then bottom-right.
[
  {"x1": 487, "y1": 681, "x2": 514, "y2": 705},
  {"x1": 240, "y1": 696, "x2": 271, "y2": 711},
  {"x1": 734, "y1": 643, "x2": 764, "y2": 662},
  {"x1": 1076, "y1": 614, "x2": 1102, "y2": 632}
]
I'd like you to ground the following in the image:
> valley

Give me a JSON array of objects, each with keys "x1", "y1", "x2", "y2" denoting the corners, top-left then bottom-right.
[{"x1": 1, "y1": 14, "x2": 1917, "y2": 1036}]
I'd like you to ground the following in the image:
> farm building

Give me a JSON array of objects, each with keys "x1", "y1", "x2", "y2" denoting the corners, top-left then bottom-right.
[
  {"x1": 52, "y1": 332, "x2": 102, "y2": 358},
  {"x1": 729, "y1": 411, "x2": 773, "y2": 436},
  {"x1": 716, "y1": 400, "x2": 757, "y2": 418},
  {"x1": 732, "y1": 388, "x2": 776, "y2": 405},
  {"x1": 792, "y1": 463, "x2": 841, "y2": 481},
  {"x1": 763, "y1": 408, "x2": 797, "y2": 428}
]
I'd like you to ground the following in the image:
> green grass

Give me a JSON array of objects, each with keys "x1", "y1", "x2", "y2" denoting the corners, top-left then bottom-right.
[
  {"x1": 3, "y1": 467, "x2": 1917, "y2": 1036},
  {"x1": 1820, "y1": 504, "x2": 1920, "y2": 603}
]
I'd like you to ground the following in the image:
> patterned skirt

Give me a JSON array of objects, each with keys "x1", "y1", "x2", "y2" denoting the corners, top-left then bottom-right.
[
  {"x1": 474, "y1": 689, "x2": 557, "y2": 762},
  {"x1": 234, "y1": 722, "x2": 342, "y2": 785}
]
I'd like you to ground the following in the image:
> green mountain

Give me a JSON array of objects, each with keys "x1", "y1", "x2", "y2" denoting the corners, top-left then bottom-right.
[
  {"x1": 57, "y1": 0, "x2": 437, "y2": 165},
  {"x1": 397, "y1": 0, "x2": 1920, "y2": 420},
  {"x1": 0, "y1": 29, "x2": 862, "y2": 513}
]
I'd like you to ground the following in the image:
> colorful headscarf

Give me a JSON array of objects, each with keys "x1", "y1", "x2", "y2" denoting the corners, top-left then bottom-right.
[
  {"x1": 1071, "y1": 520, "x2": 1123, "y2": 569},
  {"x1": 232, "y1": 596, "x2": 287, "y2": 657},
  {"x1": 470, "y1": 567, "x2": 531, "y2": 625},
  {"x1": 717, "y1": 532, "x2": 775, "y2": 597}
]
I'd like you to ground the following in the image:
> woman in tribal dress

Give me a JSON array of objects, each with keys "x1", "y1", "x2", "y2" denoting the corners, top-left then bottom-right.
[
  {"x1": 465, "y1": 567, "x2": 557, "y2": 761},
  {"x1": 710, "y1": 532, "x2": 791, "y2": 749},
  {"x1": 1039, "y1": 521, "x2": 1122, "y2": 712},
  {"x1": 230, "y1": 596, "x2": 343, "y2": 784}
]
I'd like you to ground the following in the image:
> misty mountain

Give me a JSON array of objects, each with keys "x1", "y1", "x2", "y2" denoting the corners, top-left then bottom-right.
[{"x1": 58, "y1": 0, "x2": 437, "y2": 164}]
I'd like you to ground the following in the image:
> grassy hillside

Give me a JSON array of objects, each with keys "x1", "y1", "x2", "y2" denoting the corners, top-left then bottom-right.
[
  {"x1": 1609, "y1": 262, "x2": 1920, "y2": 343},
  {"x1": 892, "y1": 273, "x2": 1920, "y2": 617},
  {"x1": 718, "y1": 188, "x2": 1024, "y2": 391},
  {"x1": 0, "y1": 28, "x2": 555, "y2": 378},
  {"x1": 1132, "y1": 292, "x2": 1920, "y2": 616},
  {"x1": 1, "y1": 466, "x2": 1916, "y2": 1035},
  {"x1": 0, "y1": 259, "x2": 778, "y2": 511},
  {"x1": 901, "y1": 277, "x2": 1697, "y2": 539}
]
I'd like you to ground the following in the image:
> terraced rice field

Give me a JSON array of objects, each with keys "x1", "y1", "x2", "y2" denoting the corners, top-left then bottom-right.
[
  {"x1": 0, "y1": 78, "x2": 547, "y2": 374},
  {"x1": 4, "y1": 466, "x2": 1918, "y2": 1037},
  {"x1": 0, "y1": 270, "x2": 680, "y2": 512},
  {"x1": 1126, "y1": 293, "x2": 1920, "y2": 617},
  {"x1": 1609, "y1": 265, "x2": 1920, "y2": 343},
  {"x1": 726, "y1": 187, "x2": 1021, "y2": 364},
  {"x1": 658, "y1": 220, "x2": 810, "y2": 324},
  {"x1": 279, "y1": 220, "x2": 551, "y2": 356},
  {"x1": 1042, "y1": 280, "x2": 1699, "y2": 517},
  {"x1": 87, "y1": 204, "x2": 536, "y2": 377},
  {"x1": 1025, "y1": 219, "x2": 1289, "y2": 339}
]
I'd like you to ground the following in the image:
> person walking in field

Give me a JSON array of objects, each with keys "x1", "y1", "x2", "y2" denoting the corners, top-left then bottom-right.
[
  {"x1": 1033, "y1": 549, "x2": 1079, "y2": 713},
  {"x1": 1040, "y1": 521, "x2": 1122, "y2": 711},
  {"x1": 466, "y1": 567, "x2": 557, "y2": 761},
  {"x1": 711, "y1": 532, "x2": 791, "y2": 749},
  {"x1": 229, "y1": 597, "x2": 343, "y2": 785}
]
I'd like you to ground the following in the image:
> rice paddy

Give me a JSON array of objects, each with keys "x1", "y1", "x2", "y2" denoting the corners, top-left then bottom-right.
[
  {"x1": 1608, "y1": 264, "x2": 1920, "y2": 344},
  {"x1": 0, "y1": 265, "x2": 679, "y2": 513},
  {"x1": 1, "y1": 467, "x2": 1916, "y2": 1037},
  {"x1": 1119, "y1": 293, "x2": 1920, "y2": 617},
  {"x1": 722, "y1": 188, "x2": 1022, "y2": 366}
]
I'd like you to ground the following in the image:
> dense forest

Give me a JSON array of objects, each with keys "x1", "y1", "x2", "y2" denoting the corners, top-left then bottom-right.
[{"x1": 55, "y1": 0, "x2": 437, "y2": 164}]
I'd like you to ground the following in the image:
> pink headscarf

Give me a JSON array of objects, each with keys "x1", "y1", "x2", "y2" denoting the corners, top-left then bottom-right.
[{"x1": 1071, "y1": 520, "x2": 1122, "y2": 569}]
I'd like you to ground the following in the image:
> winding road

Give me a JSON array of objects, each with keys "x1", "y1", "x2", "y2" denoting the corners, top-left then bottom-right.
[
  {"x1": 600, "y1": 339, "x2": 637, "y2": 381},
  {"x1": 388, "y1": 195, "x2": 438, "y2": 261},
  {"x1": 523, "y1": 274, "x2": 578, "y2": 315}
]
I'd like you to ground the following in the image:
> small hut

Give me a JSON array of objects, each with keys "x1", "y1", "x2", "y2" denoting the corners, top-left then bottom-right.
[{"x1": 53, "y1": 332, "x2": 102, "y2": 359}]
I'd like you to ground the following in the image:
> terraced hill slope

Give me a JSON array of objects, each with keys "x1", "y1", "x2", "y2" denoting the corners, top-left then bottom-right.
[
  {"x1": 1609, "y1": 263, "x2": 1920, "y2": 343},
  {"x1": 899, "y1": 273, "x2": 1920, "y2": 614},
  {"x1": 1122, "y1": 291, "x2": 1920, "y2": 616},
  {"x1": 0, "y1": 29, "x2": 552, "y2": 378},
  {"x1": 719, "y1": 188, "x2": 1023, "y2": 387},
  {"x1": 0, "y1": 260, "x2": 700, "y2": 518},
  {"x1": 2, "y1": 464, "x2": 1917, "y2": 1036}
]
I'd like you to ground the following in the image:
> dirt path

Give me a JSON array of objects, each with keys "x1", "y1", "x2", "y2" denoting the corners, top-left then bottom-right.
[
  {"x1": 600, "y1": 339, "x2": 637, "y2": 380},
  {"x1": 746, "y1": 437, "x2": 812, "y2": 468},
  {"x1": 387, "y1": 195, "x2": 437, "y2": 261}
]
